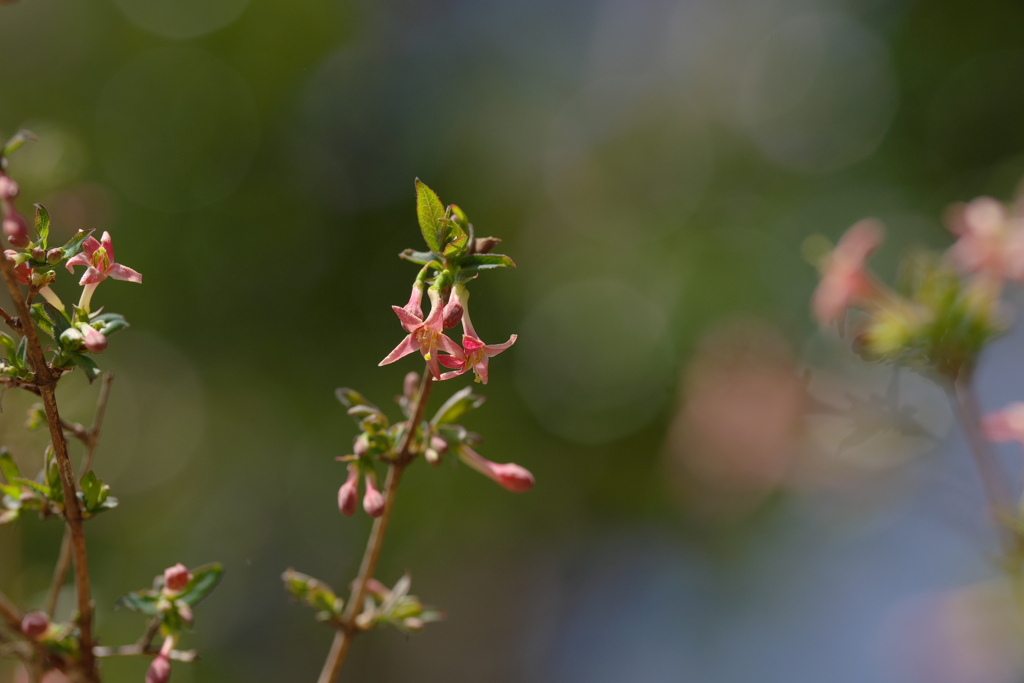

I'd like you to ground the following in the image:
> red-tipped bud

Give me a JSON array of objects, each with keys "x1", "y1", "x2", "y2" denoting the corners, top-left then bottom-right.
[
  {"x1": 20, "y1": 611, "x2": 49, "y2": 639},
  {"x1": 0, "y1": 176, "x2": 19, "y2": 201},
  {"x1": 489, "y1": 463, "x2": 535, "y2": 492},
  {"x1": 163, "y1": 563, "x2": 192, "y2": 593},
  {"x1": 363, "y1": 479, "x2": 385, "y2": 517},
  {"x1": 442, "y1": 299, "x2": 463, "y2": 329},
  {"x1": 146, "y1": 654, "x2": 171, "y2": 683},
  {"x1": 3, "y1": 213, "x2": 29, "y2": 248},
  {"x1": 82, "y1": 326, "x2": 107, "y2": 353}
]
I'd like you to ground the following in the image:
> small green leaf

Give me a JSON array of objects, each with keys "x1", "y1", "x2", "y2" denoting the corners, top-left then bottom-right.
[
  {"x1": 34, "y1": 204, "x2": 50, "y2": 248},
  {"x1": 45, "y1": 303, "x2": 70, "y2": 339},
  {"x1": 415, "y1": 179, "x2": 446, "y2": 253},
  {"x1": 399, "y1": 249, "x2": 441, "y2": 266},
  {"x1": 66, "y1": 352, "x2": 100, "y2": 382},
  {"x1": 0, "y1": 449, "x2": 21, "y2": 484},
  {"x1": 60, "y1": 230, "x2": 94, "y2": 261},
  {"x1": 459, "y1": 253, "x2": 516, "y2": 270},
  {"x1": 431, "y1": 386, "x2": 486, "y2": 426},
  {"x1": 177, "y1": 563, "x2": 223, "y2": 606},
  {"x1": 115, "y1": 591, "x2": 161, "y2": 615},
  {"x1": 92, "y1": 312, "x2": 128, "y2": 336},
  {"x1": 281, "y1": 568, "x2": 344, "y2": 621},
  {"x1": 2, "y1": 130, "x2": 35, "y2": 159},
  {"x1": 30, "y1": 304, "x2": 54, "y2": 339},
  {"x1": 13, "y1": 478, "x2": 50, "y2": 498},
  {"x1": 0, "y1": 332, "x2": 16, "y2": 359},
  {"x1": 15, "y1": 337, "x2": 26, "y2": 369},
  {"x1": 442, "y1": 232, "x2": 469, "y2": 259}
]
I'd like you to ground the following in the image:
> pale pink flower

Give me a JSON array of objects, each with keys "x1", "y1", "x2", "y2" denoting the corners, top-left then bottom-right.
[
  {"x1": 82, "y1": 326, "x2": 107, "y2": 353},
  {"x1": 457, "y1": 445, "x2": 534, "y2": 492},
  {"x1": 947, "y1": 197, "x2": 1024, "y2": 281},
  {"x1": 812, "y1": 219, "x2": 885, "y2": 326},
  {"x1": 65, "y1": 231, "x2": 142, "y2": 286},
  {"x1": 363, "y1": 476, "x2": 385, "y2": 517},
  {"x1": 163, "y1": 563, "x2": 192, "y2": 593},
  {"x1": 437, "y1": 283, "x2": 516, "y2": 384},
  {"x1": 982, "y1": 402, "x2": 1024, "y2": 448},
  {"x1": 379, "y1": 287, "x2": 462, "y2": 379}
]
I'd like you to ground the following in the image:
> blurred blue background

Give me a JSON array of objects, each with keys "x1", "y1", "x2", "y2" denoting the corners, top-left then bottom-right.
[{"x1": 3, "y1": 0, "x2": 1024, "y2": 681}]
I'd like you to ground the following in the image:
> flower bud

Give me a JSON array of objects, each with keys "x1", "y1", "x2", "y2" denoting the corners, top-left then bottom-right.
[
  {"x1": 442, "y1": 299, "x2": 463, "y2": 329},
  {"x1": 363, "y1": 577, "x2": 389, "y2": 597},
  {"x1": 59, "y1": 328, "x2": 84, "y2": 346},
  {"x1": 46, "y1": 248, "x2": 62, "y2": 265},
  {"x1": 0, "y1": 176, "x2": 19, "y2": 201},
  {"x1": 403, "y1": 371, "x2": 419, "y2": 400},
  {"x1": 3, "y1": 214, "x2": 29, "y2": 248},
  {"x1": 82, "y1": 326, "x2": 107, "y2": 353},
  {"x1": 353, "y1": 434, "x2": 369, "y2": 457},
  {"x1": 163, "y1": 563, "x2": 192, "y2": 593},
  {"x1": 338, "y1": 480, "x2": 358, "y2": 516},
  {"x1": 489, "y1": 462, "x2": 535, "y2": 493},
  {"x1": 472, "y1": 237, "x2": 501, "y2": 254},
  {"x1": 146, "y1": 654, "x2": 171, "y2": 683},
  {"x1": 30, "y1": 247, "x2": 44, "y2": 262},
  {"x1": 20, "y1": 611, "x2": 49, "y2": 639},
  {"x1": 363, "y1": 479, "x2": 385, "y2": 517},
  {"x1": 29, "y1": 270, "x2": 54, "y2": 288}
]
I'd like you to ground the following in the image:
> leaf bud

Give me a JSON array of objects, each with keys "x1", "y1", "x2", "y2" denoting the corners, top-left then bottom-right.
[
  {"x1": 29, "y1": 270, "x2": 55, "y2": 288},
  {"x1": 353, "y1": 434, "x2": 369, "y2": 457},
  {"x1": 3, "y1": 214, "x2": 29, "y2": 248},
  {"x1": 20, "y1": 611, "x2": 49, "y2": 639}
]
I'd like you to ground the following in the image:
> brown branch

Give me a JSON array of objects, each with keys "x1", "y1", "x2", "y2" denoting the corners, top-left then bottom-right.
[
  {"x1": 0, "y1": 586, "x2": 22, "y2": 630},
  {"x1": 0, "y1": 305, "x2": 15, "y2": 328},
  {"x1": 317, "y1": 369, "x2": 434, "y2": 683},
  {"x1": 0, "y1": 253, "x2": 98, "y2": 682},
  {"x1": 93, "y1": 644, "x2": 197, "y2": 663},
  {"x1": 47, "y1": 374, "x2": 114, "y2": 617}
]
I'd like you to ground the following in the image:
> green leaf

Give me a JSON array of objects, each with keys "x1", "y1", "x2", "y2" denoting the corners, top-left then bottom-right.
[
  {"x1": 60, "y1": 230, "x2": 94, "y2": 261},
  {"x1": 45, "y1": 304, "x2": 71, "y2": 339},
  {"x1": 30, "y1": 304, "x2": 54, "y2": 339},
  {"x1": 0, "y1": 332, "x2": 15, "y2": 359},
  {"x1": 399, "y1": 249, "x2": 441, "y2": 266},
  {"x1": 0, "y1": 449, "x2": 21, "y2": 484},
  {"x1": 415, "y1": 179, "x2": 446, "y2": 253},
  {"x1": 77, "y1": 470, "x2": 114, "y2": 516},
  {"x1": 115, "y1": 591, "x2": 161, "y2": 615},
  {"x1": 177, "y1": 563, "x2": 223, "y2": 606},
  {"x1": 281, "y1": 568, "x2": 344, "y2": 621},
  {"x1": 13, "y1": 478, "x2": 50, "y2": 498},
  {"x1": 66, "y1": 352, "x2": 100, "y2": 382},
  {"x1": 442, "y1": 232, "x2": 469, "y2": 259},
  {"x1": 15, "y1": 337, "x2": 26, "y2": 369},
  {"x1": 431, "y1": 386, "x2": 486, "y2": 426},
  {"x1": 92, "y1": 312, "x2": 128, "y2": 336},
  {"x1": 335, "y1": 388, "x2": 378, "y2": 412},
  {"x1": 2, "y1": 130, "x2": 35, "y2": 159},
  {"x1": 34, "y1": 204, "x2": 50, "y2": 248},
  {"x1": 459, "y1": 253, "x2": 516, "y2": 270}
]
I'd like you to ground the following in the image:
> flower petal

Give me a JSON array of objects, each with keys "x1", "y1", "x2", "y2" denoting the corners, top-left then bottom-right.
[
  {"x1": 483, "y1": 334, "x2": 517, "y2": 356},
  {"x1": 107, "y1": 263, "x2": 142, "y2": 283},
  {"x1": 100, "y1": 232, "x2": 114, "y2": 263},
  {"x1": 78, "y1": 267, "x2": 107, "y2": 286},
  {"x1": 379, "y1": 335, "x2": 420, "y2": 366},
  {"x1": 65, "y1": 252, "x2": 91, "y2": 274},
  {"x1": 392, "y1": 305, "x2": 422, "y2": 331}
]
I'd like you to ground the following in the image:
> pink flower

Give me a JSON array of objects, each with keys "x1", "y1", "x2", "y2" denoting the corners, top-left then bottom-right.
[
  {"x1": 363, "y1": 476, "x2": 385, "y2": 517},
  {"x1": 163, "y1": 563, "x2": 192, "y2": 593},
  {"x1": 3, "y1": 212, "x2": 29, "y2": 248},
  {"x1": 4, "y1": 250, "x2": 30, "y2": 285},
  {"x1": 146, "y1": 638, "x2": 174, "y2": 683},
  {"x1": 379, "y1": 287, "x2": 463, "y2": 380},
  {"x1": 82, "y1": 326, "x2": 107, "y2": 353},
  {"x1": 440, "y1": 334, "x2": 517, "y2": 384},
  {"x1": 457, "y1": 445, "x2": 534, "y2": 492},
  {"x1": 812, "y1": 219, "x2": 885, "y2": 326},
  {"x1": 982, "y1": 402, "x2": 1024, "y2": 447},
  {"x1": 338, "y1": 464, "x2": 359, "y2": 517},
  {"x1": 65, "y1": 232, "x2": 142, "y2": 286},
  {"x1": 947, "y1": 197, "x2": 1024, "y2": 281}
]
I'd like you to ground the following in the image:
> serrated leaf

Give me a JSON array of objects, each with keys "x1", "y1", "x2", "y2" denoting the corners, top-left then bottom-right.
[
  {"x1": 399, "y1": 249, "x2": 441, "y2": 266},
  {"x1": 34, "y1": 204, "x2": 50, "y2": 248},
  {"x1": 431, "y1": 386, "x2": 486, "y2": 426},
  {"x1": 0, "y1": 449, "x2": 20, "y2": 484},
  {"x1": 60, "y1": 230, "x2": 94, "y2": 261},
  {"x1": 115, "y1": 591, "x2": 161, "y2": 615},
  {"x1": 415, "y1": 179, "x2": 446, "y2": 253},
  {"x1": 2, "y1": 130, "x2": 35, "y2": 159},
  {"x1": 178, "y1": 563, "x2": 223, "y2": 606}
]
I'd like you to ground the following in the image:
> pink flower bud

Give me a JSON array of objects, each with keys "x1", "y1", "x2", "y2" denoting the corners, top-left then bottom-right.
[
  {"x1": 20, "y1": 611, "x2": 49, "y2": 639},
  {"x1": 3, "y1": 213, "x2": 29, "y2": 248},
  {"x1": 0, "y1": 176, "x2": 19, "y2": 200},
  {"x1": 146, "y1": 654, "x2": 171, "y2": 683},
  {"x1": 363, "y1": 577, "x2": 388, "y2": 597},
  {"x1": 163, "y1": 563, "x2": 192, "y2": 593},
  {"x1": 30, "y1": 247, "x2": 44, "y2": 261},
  {"x1": 363, "y1": 478, "x2": 385, "y2": 517},
  {"x1": 46, "y1": 248, "x2": 62, "y2": 264},
  {"x1": 338, "y1": 480, "x2": 358, "y2": 516},
  {"x1": 489, "y1": 463, "x2": 535, "y2": 492},
  {"x1": 442, "y1": 299, "x2": 463, "y2": 329},
  {"x1": 82, "y1": 326, "x2": 107, "y2": 353},
  {"x1": 353, "y1": 435, "x2": 368, "y2": 456}
]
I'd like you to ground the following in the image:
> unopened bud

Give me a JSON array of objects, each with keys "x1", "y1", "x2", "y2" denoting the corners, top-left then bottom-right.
[
  {"x1": 403, "y1": 371, "x2": 419, "y2": 400},
  {"x1": 164, "y1": 563, "x2": 192, "y2": 593},
  {"x1": 45, "y1": 248, "x2": 62, "y2": 265},
  {"x1": 338, "y1": 480, "x2": 358, "y2": 516},
  {"x1": 82, "y1": 326, "x2": 107, "y2": 353},
  {"x1": 20, "y1": 611, "x2": 49, "y2": 639},
  {"x1": 0, "y1": 176, "x2": 19, "y2": 200},
  {"x1": 3, "y1": 214, "x2": 29, "y2": 248},
  {"x1": 472, "y1": 237, "x2": 501, "y2": 254},
  {"x1": 424, "y1": 448, "x2": 440, "y2": 465},
  {"x1": 442, "y1": 299, "x2": 463, "y2": 329},
  {"x1": 363, "y1": 577, "x2": 388, "y2": 597},
  {"x1": 30, "y1": 247, "x2": 44, "y2": 262},
  {"x1": 429, "y1": 435, "x2": 449, "y2": 455},
  {"x1": 60, "y1": 328, "x2": 84, "y2": 346},
  {"x1": 490, "y1": 462, "x2": 535, "y2": 493},
  {"x1": 363, "y1": 480, "x2": 385, "y2": 518},
  {"x1": 146, "y1": 654, "x2": 171, "y2": 683},
  {"x1": 29, "y1": 270, "x2": 54, "y2": 288},
  {"x1": 353, "y1": 434, "x2": 369, "y2": 457}
]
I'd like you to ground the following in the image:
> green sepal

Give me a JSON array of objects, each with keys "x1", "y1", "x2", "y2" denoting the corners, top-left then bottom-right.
[
  {"x1": 34, "y1": 204, "x2": 50, "y2": 249},
  {"x1": 2, "y1": 130, "x2": 35, "y2": 159},
  {"x1": 0, "y1": 448, "x2": 21, "y2": 484},
  {"x1": 60, "y1": 230, "x2": 94, "y2": 261},
  {"x1": 415, "y1": 179, "x2": 446, "y2": 253},
  {"x1": 176, "y1": 563, "x2": 223, "y2": 606},
  {"x1": 431, "y1": 386, "x2": 486, "y2": 426},
  {"x1": 114, "y1": 591, "x2": 162, "y2": 616}
]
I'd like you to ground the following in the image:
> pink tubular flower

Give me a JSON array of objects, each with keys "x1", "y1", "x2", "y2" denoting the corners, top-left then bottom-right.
[
  {"x1": 65, "y1": 232, "x2": 142, "y2": 286},
  {"x1": 982, "y1": 402, "x2": 1024, "y2": 448},
  {"x1": 437, "y1": 284, "x2": 516, "y2": 384},
  {"x1": 163, "y1": 563, "x2": 192, "y2": 593},
  {"x1": 338, "y1": 464, "x2": 359, "y2": 517},
  {"x1": 363, "y1": 476, "x2": 385, "y2": 517},
  {"x1": 81, "y1": 326, "x2": 107, "y2": 353},
  {"x1": 457, "y1": 445, "x2": 534, "y2": 492},
  {"x1": 946, "y1": 197, "x2": 1024, "y2": 282},
  {"x1": 379, "y1": 287, "x2": 463, "y2": 379},
  {"x1": 812, "y1": 219, "x2": 885, "y2": 326}
]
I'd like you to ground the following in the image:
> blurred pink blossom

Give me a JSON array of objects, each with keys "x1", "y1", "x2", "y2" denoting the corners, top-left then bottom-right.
[
  {"x1": 947, "y1": 197, "x2": 1024, "y2": 282},
  {"x1": 982, "y1": 402, "x2": 1024, "y2": 448},
  {"x1": 812, "y1": 219, "x2": 884, "y2": 326}
]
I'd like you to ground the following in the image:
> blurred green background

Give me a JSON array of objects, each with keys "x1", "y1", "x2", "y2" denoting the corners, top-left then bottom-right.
[{"x1": 4, "y1": 0, "x2": 1024, "y2": 681}]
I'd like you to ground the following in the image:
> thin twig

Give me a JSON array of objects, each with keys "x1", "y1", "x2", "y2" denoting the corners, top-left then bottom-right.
[
  {"x1": 0, "y1": 305, "x2": 16, "y2": 328},
  {"x1": 136, "y1": 616, "x2": 161, "y2": 649},
  {"x1": 0, "y1": 587, "x2": 22, "y2": 629},
  {"x1": 0, "y1": 253, "x2": 99, "y2": 682},
  {"x1": 47, "y1": 374, "x2": 114, "y2": 618},
  {"x1": 317, "y1": 369, "x2": 434, "y2": 683},
  {"x1": 93, "y1": 644, "x2": 198, "y2": 662}
]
